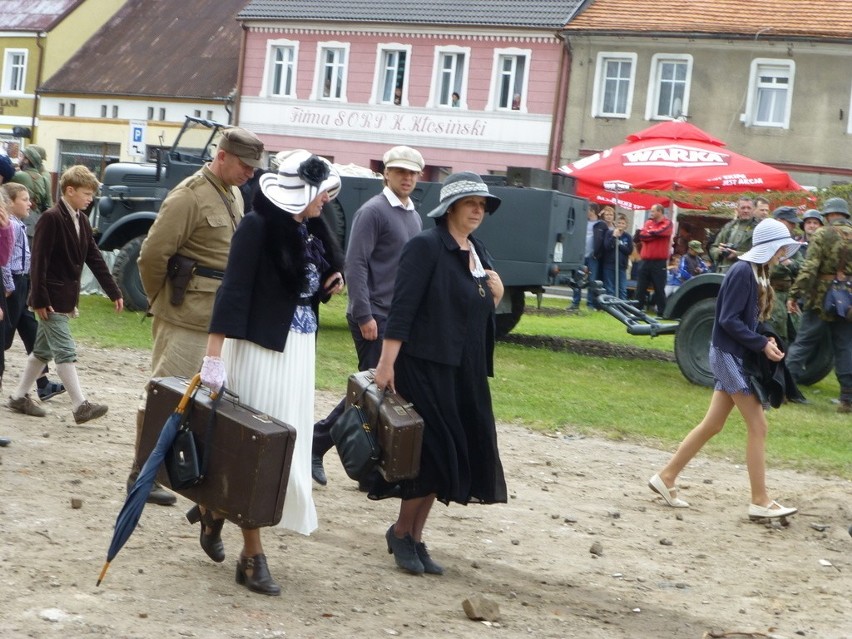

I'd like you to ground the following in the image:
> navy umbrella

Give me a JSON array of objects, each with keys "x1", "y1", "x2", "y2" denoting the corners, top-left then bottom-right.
[{"x1": 97, "y1": 374, "x2": 201, "y2": 586}]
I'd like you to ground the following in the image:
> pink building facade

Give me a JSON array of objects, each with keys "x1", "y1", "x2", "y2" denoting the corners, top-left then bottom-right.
[{"x1": 237, "y1": 22, "x2": 568, "y2": 178}]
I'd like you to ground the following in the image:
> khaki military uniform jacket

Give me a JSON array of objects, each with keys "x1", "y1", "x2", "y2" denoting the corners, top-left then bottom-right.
[
  {"x1": 139, "y1": 165, "x2": 243, "y2": 331},
  {"x1": 710, "y1": 217, "x2": 757, "y2": 272},
  {"x1": 790, "y1": 218, "x2": 852, "y2": 322}
]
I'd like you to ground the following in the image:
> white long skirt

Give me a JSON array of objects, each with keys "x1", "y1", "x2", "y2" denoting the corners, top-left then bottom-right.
[{"x1": 221, "y1": 332, "x2": 317, "y2": 535}]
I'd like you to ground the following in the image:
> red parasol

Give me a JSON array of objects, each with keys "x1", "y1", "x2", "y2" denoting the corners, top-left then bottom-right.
[{"x1": 558, "y1": 121, "x2": 805, "y2": 210}]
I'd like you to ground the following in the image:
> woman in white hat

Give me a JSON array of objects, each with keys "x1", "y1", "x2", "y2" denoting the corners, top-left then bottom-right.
[
  {"x1": 197, "y1": 150, "x2": 344, "y2": 595},
  {"x1": 649, "y1": 218, "x2": 800, "y2": 521},
  {"x1": 373, "y1": 172, "x2": 508, "y2": 575}
]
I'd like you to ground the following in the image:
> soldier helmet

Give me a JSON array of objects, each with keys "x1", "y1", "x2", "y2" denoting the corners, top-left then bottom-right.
[
  {"x1": 800, "y1": 209, "x2": 823, "y2": 229},
  {"x1": 821, "y1": 197, "x2": 850, "y2": 218}
]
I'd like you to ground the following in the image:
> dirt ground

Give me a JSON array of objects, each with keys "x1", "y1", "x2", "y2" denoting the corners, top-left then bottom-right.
[{"x1": 0, "y1": 343, "x2": 850, "y2": 639}]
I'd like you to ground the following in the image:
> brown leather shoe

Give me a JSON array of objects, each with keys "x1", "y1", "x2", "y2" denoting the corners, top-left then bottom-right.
[
  {"x1": 73, "y1": 400, "x2": 108, "y2": 424},
  {"x1": 9, "y1": 394, "x2": 46, "y2": 417}
]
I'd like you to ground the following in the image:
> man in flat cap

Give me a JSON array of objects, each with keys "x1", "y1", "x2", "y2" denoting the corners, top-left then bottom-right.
[
  {"x1": 126, "y1": 127, "x2": 265, "y2": 504},
  {"x1": 311, "y1": 145, "x2": 425, "y2": 487}
]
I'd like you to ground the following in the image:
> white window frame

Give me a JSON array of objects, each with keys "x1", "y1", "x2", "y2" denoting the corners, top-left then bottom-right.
[
  {"x1": 744, "y1": 58, "x2": 795, "y2": 129},
  {"x1": 591, "y1": 52, "x2": 637, "y2": 119},
  {"x1": 645, "y1": 53, "x2": 693, "y2": 121},
  {"x1": 2, "y1": 48, "x2": 28, "y2": 94},
  {"x1": 486, "y1": 47, "x2": 531, "y2": 112},
  {"x1": 311, "y1": 41, "x2": 350, "y2": 102},
  {"x1": 848, "y1": 83, "x2": 852, "y2": 135},
  {"x1": 261, "y1": 39, "x2": 299, "y2": 98},
  {"x1": 370, "y1": 43, "x2": 412, "y2": 106},
  {"x1": 427, "y1": 45, "x2": 471, "y2": 108}
]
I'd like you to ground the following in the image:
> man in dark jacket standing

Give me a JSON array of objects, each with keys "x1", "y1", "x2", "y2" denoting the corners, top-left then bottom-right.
[{"x1": 634, "y1": 204, "x2": 673, "y2": 316}]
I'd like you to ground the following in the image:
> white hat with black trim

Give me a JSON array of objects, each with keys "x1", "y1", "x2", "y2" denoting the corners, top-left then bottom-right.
[{"x1": 259, "y1": 149, "x2": 340, "y2": 215}]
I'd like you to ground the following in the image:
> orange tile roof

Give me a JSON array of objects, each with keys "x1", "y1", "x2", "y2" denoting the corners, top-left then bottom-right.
[{"x1": 564, "y1": 0, "x2": 852, "y2": 40}]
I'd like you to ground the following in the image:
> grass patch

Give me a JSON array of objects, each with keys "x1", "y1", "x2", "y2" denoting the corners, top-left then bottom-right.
[
  {"x1": 74, "y1": 292, "x2": 850, "y2": 479},
  {"x1": 76, "y1": 295, "x2": 153, "y2": 349}
]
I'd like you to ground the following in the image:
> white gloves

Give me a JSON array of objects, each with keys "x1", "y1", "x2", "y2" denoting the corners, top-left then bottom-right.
[{"x1": 200, "y1": 355, "x2": 227, "y2": 392}]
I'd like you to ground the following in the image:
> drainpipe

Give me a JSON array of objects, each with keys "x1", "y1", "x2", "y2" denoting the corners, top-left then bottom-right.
[
  {"x1": 231, "y1": 24, "x2": 248, "y2": 125},
  {"x1": 548, "y1": 31, "x2": 572, "y2": 171},
  {"x1": 31, "y1": 31, "x2": 46, "y2": 142}
]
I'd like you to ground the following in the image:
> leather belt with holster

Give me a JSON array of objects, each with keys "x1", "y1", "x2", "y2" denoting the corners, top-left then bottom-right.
[{"x1": 166, "y1": 254, "x2": 224, "y2": 306}]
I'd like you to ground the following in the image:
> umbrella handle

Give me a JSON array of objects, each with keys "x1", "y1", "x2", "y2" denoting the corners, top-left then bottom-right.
[{"x1": 177, "y1": 374, "x2": 202, "y2": 414}]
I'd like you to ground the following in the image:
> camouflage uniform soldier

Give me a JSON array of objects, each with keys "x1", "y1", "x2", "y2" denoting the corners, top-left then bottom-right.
[
  {"x1": 709, "y1": 197, "x2": 757, "y2": 273},
  {"x1": 768, "y1": 207, "x2": 804, "y2": 341},
  {"x1": 788, "y1": 197, "x2": 852, "y2": 413}
]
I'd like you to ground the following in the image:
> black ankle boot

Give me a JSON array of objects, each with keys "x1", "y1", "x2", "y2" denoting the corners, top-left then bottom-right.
[
  {"x1": 186, "y1": 505, "x2": 225, "y2": 563},
  {"x1": 415, "y1": 541, "x2": 444, "y2": 575},
  {"x1": 385, "y1": 525, "x2": 424, "y2": 574},
  {"x1": 235, "y1": 554, "x2": 281, "y2": 596}
]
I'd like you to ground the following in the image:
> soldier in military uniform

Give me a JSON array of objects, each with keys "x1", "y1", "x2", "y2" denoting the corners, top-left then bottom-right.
[
  {"x1": 768, "y1": 206, "x2": 804, "y2": 342},
  {"x1": 709, "y1": 197, "x2": 757, "y2": 272},
  {"x1": 10, "y1": 146, "x2": 53, "y2": 239},
  {"x1": 126, "y1": 128, "x2": 265, "y2": 503},
  {"x1": 788, "y1": 197, "x2": 852, "y2": 414}
]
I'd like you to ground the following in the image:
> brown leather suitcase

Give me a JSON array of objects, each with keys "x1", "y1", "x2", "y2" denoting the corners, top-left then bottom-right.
[
  {"x1": 138, "y1": 376, "x2": 296, "y2": 528},
  {"x1": 346, "y1": 370, "x2": 423, "y2": 482}
]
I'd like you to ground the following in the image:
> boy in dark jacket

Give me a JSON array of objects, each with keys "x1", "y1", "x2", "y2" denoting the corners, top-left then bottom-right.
[{"x1": 7, "y1": 165, "x2": 123, "y2": 423}]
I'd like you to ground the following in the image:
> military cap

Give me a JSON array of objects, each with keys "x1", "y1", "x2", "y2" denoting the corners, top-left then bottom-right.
[
  {"x1": 687, "y1": 240, "x2": 704, "y2": 254},
  {"x1": 821, "y1": 197, "x2": 850, "y2": 218},
  {"x1": 218, "y1": 127, "x2": 264, "y2": 168},
  {"x1": 771, "y1": 206, "x2": 800, "y2": 225}
]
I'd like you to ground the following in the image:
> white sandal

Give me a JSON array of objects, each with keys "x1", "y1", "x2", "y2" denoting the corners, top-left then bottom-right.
[
  {"x1": 748, "y1": 501, "x2": 797, "y2": 520},
  {"x1": 648, "y1": 474, "x2": 690, "y2": 508}
]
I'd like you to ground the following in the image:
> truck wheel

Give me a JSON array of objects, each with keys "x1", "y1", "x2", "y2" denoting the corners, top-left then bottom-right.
[
  {"x1": 674, "y1": 298, "x2": 716, "y2": 387},
  {"x1": 795, "y1": 329, "x2": 834, "y2": 386},
  {"x1": 113, "y1": 236, "x2": 148, "y2": 312},
  {"x1": 495, "y1": 287, "x2": 525, "y2": 338}
]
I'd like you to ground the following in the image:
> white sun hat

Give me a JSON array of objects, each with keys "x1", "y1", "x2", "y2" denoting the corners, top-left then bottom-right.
[
  {"x1": 738, "y1": 218, "x2": 801, "y2": 265},
  {"x1": 259, "y1": 149, "x2": 341, "y2": 214}
]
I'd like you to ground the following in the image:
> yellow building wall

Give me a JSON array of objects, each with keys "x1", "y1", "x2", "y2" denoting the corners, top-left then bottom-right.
[
  {"x1": 42, "y1": 0, "x2": 127, "y2": 80},
  {"x1": 0, "y1": 35, "x2": 37, "y2": 119}
]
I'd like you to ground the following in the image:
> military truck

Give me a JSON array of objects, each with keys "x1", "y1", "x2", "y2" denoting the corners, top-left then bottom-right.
[{"x1": 91, "y1": 116, "x2": 589, "y2": 337}]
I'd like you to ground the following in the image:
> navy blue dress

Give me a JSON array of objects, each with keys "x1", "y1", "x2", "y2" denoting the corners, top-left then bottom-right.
[{"x1": 369, "y1": 226, "x2": 507, "y2": 505}]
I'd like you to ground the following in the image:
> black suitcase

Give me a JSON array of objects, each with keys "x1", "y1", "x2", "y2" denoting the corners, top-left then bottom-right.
[
  {"x1": 346, "y1": 370, "x2": 423, "y2": 482},
  {"x1": 138, "y1": 376, "x2": 296, "y2": 528}
]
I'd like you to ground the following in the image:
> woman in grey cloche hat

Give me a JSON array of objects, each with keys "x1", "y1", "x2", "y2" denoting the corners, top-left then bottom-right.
[{"x1": 372, "y1": 171, "x2": 508, "y2": 575}]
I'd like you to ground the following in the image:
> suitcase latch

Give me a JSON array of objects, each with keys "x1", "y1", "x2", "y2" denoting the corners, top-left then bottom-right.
[{"x1": 253, "y1": 413, "x2": 272, "y2": 424}]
